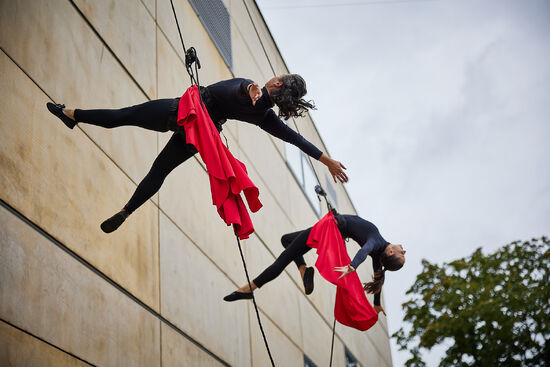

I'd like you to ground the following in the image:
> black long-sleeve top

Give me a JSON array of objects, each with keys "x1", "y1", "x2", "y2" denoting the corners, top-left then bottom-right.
[
  {"x1": 337, "y1": 214, "x2": 389, "y2": 306},
  {"x1": 203, "y1": 78, "x2": 323, "y2": 159}
]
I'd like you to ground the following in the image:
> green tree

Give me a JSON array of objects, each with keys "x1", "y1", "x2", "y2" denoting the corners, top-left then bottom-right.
[{"x1": 393, "y1": 237, "x2": 550, "y2": 367}]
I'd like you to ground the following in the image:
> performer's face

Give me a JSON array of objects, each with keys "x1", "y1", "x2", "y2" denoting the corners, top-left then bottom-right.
[{"x1": 386, "y1": 244, "x2": 406, "y2": 264}]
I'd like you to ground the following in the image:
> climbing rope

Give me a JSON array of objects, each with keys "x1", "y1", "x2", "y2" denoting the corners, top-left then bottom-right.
[
  {"x1": 168, "y1": 1, "x2": 275, "y2": 365},
  {"x1": 234, "y1": 227, "x2": 276, "y2": 367},
  {"x1": 316, "y1": 185, "x2": 341, "y2": 367},
  {"x1": 168, "y1": 0, "x2": 201, "y2": 86},
  {"x1": 329, "y1": 319, "x2": 336, "y2": 367},
  {"x1": 242, "y1": 0, "x2": 324, "y2": 190}
]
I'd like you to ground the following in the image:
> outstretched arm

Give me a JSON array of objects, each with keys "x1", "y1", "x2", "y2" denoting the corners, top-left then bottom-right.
[
  {"x1": 259, "y1": 112, "x2": 349, "y2": 183},
  {"x1": 349, "y1": 238, "x2": 376, "y2": 270}
]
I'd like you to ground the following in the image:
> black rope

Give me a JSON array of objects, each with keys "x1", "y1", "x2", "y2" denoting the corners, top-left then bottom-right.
[
  {"x1": 168, "y1": 0, "x2": 201, "y2": 87},
  {"x1": 242, "y1": 0, "x2": 324, "y2": 191},
  {"x1": 168, "y1": 0, "x2": 187, "y2": 60},
  {"x1": 317, "y1": 187, "x2": 339, "y2": 367},
  {"x1": 329, "y1": 319, "x2": 336, "y2": 367},
  {"x1": 233, "y1": 227, "x2": 275, "y2": 367},
  {"x1": 167, "y1": 2, "x2": 273, "y2": 364}
]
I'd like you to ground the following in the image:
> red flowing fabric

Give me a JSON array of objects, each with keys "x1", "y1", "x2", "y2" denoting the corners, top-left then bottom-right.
[
  {"x1": 177, "y1": 85, "x2": 262, "y2": 239},
  {"x1": 307, "y1": 212, "x2": 378, "y2": 331}
]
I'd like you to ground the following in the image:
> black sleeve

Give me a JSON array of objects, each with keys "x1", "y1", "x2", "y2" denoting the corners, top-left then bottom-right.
[
  {"x1": 234, "y1": 79, "x2": 254, "y2": 105},
  {"x1": 350, "y1": 237, "x2": 376, "y2": 269},
  {"x1": 237, "y1": 79, "x2": 253, "y2": 101},
  {"x1": 259, "y1": 110, "x2": 323, "y2": 159},
  {"x1": 372, "y1": 256, "x2": 382, "y2": 306}
]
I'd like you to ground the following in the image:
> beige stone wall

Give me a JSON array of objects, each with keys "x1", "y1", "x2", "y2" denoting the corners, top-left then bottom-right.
[{"x1": 0, "y1": 0, "x2": 392, "y2": 366}]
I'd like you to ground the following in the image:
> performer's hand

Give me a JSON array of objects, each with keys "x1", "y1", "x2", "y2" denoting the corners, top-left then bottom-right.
[
  {"x1": 374, "y1": 305, "x2": 386, "y2": 316},
  {"x1": 248, "y1": 83, "x2": 262, "y2": 106},
  {"x1": 333, "y1": 265, "x2": 355, "y2": 279},
  {"x1": 320, "y1": 154, "x2": 348, "y2": 183}
]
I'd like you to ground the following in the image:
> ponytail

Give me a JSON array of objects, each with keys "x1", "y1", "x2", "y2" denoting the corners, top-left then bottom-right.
[
  {"x1": 363, "y1": 269, "x2": 385, "y2": 294},
  {"x1": 363, "y1": 245, "x2": 404, "y2": 294}
]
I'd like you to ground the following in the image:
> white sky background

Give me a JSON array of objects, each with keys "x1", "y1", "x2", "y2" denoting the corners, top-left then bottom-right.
[{"x1": 254, "y1": 0, "x2": 550, "y2": 365}]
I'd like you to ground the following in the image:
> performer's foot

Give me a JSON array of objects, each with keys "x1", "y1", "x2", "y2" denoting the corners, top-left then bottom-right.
[
  {"x1": 303, "y1": 266, "x2": 315, "y2": 295},
  {"x1": 223, "y1": 291, "x2": 253, "y2": 302},
  {"x1": 46, "y1": 102, "x2": 76, "y2": 129},
  {"x1": 100, "y1": 209, "x2": 129, "y2": 233}
]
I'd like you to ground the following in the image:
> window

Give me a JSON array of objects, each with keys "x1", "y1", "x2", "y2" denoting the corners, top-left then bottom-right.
[
  {"x1": 285, "y1": 139, "x2": 302, "y2": 182},
  {"x1": 188, "y1": 0, "x2": 232, "y2": 69},
  {"x1": 324, "y1": 175, "x2": 339, "y2": 209},
  {"x1": 345, "y1": 347, "x2": 358, "y2": 367},
  {"x1": 302, "y1": 155, "x2": 320, "y2": 212},
  {"x1": 285, "y1": 142, "x2": 321, "y2": 216},
  {"x1": 304, "y1": 354, "x2": 318, "y2": 367}
]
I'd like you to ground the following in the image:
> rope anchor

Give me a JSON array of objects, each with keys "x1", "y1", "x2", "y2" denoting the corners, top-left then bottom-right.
[
  {"x1": 315, "y1": 184, "x2": 335, "y2": 213},
  {"x1": 185, "y1": 46, "x2": 201, "y2": 85},
  {"x1": 185, "y1": 47, "x2": 200, "y2": 70}
]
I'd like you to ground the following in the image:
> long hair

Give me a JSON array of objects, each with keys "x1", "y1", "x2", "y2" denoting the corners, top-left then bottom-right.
[
  {"x1": 271, "y1": 74, "x2": 315, "y2": 120},
  {"x1": 363, "y1": 251, "x2": 404, "y2": 294}
]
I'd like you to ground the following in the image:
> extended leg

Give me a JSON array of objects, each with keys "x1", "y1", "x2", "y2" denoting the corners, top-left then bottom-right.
[
  {"x1": 223, "y1": 228, "x2": 314, "y2": 303},
  {"x1": 48, "y1": 98, "x2": 176, "y2": 132},
  {"x1": 101, "y1": 132, "x2": 197, "y2": 233}
]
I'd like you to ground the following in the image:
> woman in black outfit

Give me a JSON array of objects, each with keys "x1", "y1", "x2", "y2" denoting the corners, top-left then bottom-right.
[
  {"x1": 224, "y1": 214, "x2": 406, "y2": 315},
  {"x1": 46, "y1": 74, "x2": 348, "y2": 233}
]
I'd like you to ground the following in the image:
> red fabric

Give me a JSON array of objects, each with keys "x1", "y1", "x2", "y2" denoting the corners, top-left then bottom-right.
[
  {"x1": 307, "y1": 212, "x2": 378, "y2": 331},
  {"x1": 177, "y1": 85, "x2": 262, "y2": 239}
]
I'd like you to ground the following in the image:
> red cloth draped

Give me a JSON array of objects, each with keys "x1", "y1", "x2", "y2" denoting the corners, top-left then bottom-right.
[
  {"x1": 177, "y1": 85, "x2": 262, "y2": 239},
  {"x1": 307, "y1": 212, "x2": 378, "y2": 331}
]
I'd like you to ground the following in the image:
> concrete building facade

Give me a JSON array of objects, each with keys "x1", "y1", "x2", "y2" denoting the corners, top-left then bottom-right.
[{"x1": 0, "y1": 0, "x2": 393, "y2": 366}]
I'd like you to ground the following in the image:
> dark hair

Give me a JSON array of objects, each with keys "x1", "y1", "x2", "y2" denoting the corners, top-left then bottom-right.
[
  {"x1": 271, "y1": 74, "x2": 315, "y2": 120},
  {"x1": 363, "y1": 252, "x2": 404, "y2": 294}
]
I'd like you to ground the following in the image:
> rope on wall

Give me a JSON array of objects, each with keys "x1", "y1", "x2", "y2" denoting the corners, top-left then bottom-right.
[
  {"x1": 168, "y1": 2, "x2": 275, "y2": 365},
  {"x1": 234, "y1": 228, "x2": 276, "y2": 366}
]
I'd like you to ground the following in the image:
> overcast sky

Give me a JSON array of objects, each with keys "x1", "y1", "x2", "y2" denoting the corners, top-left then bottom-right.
[{"x1": 255, "y1": 0, "x2": 550, "y2": 365}]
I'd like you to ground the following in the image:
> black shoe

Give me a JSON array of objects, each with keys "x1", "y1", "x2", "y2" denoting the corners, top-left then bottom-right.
[
  {"x1": 100, "y1": 210, "x2": 128, "y2": 233},
  {"x1": 303, "y1": 267, "x2": 315, "y2": 295},
  {"x1": 223, "y1": 291, "x2": 253, "y2": 302},
  {"x1": 46, "y1": 102, "x2": 76, "y2": 129}
]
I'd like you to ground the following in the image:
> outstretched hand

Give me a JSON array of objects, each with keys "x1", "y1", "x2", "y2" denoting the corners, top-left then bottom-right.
[
  {"x1": 329, "y1": 160, "x2": 348, "y2": 183},
  {"x1": 319, "y1": 154, "x2": 348, "y2": 183},
  {"x1": 248, "y1": 83, "x2": 262, "y2": 106},
  {"x1": 333, "y1": 265, "x2": 355, "y2": 279},
  {"x1": 374, "y1": 305, "x2": 386, "y2": 316}
]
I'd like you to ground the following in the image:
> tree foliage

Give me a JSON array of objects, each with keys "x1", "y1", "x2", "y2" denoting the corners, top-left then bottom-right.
[{"x1": 393, "y1": 237, "x2": 550, "y2": 367}]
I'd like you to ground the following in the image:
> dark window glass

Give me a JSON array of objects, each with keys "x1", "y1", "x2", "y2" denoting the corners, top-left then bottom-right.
[
  {"x1": 345, "y1": 347, "x2": 358, "y2": 367},
  {"x1": 304, "y1": 354, "x2": 318, "y2": 367},
  {"x1": 188, "y1": 0, "x2": 232, "y2": 69}
]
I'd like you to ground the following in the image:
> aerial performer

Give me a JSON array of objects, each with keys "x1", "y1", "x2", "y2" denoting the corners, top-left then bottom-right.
[
  {"x1": 223, "y1": 212, "x2": 405, "y2": 328},
  {"x1": 46, "y1": 75, "x2": 348, "y2": 235}
]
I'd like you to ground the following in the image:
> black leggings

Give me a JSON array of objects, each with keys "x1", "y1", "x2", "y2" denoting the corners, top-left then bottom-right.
[
  {"x1": 125, "y1": 132, "x2": 197, "y2": 213},
  {"x1": 74, "y1": 100, "x2": 198, "y2": 214},
  {"x1": 74, "y1": 99, "x2": 175, "y2": 132},
  {"x1": 253, "y1": 228, "x2": 313, "y2": 288}
]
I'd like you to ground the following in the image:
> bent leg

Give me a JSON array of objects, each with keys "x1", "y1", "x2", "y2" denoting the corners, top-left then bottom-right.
[
  {"x1": 124, "y1": 132, "x2": 197, "y2": 214},
  {"x1": 281, "y1": 230, "x2": 307, "y2": 269},
  {"x1": 74, "y1": 98, "x2": 175, "y2": 132},
  {"x1": 253, "y1": 228, "x2": 313, "y2": 288}
]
